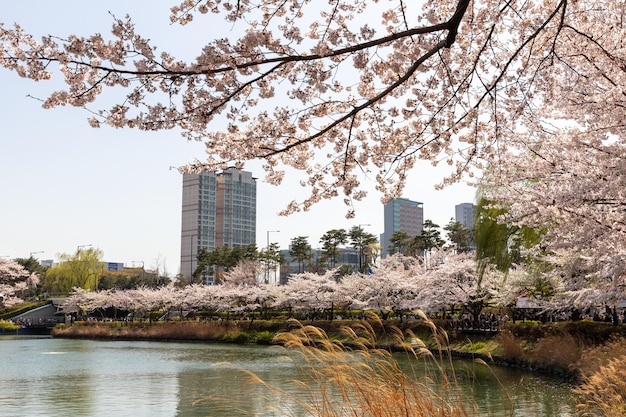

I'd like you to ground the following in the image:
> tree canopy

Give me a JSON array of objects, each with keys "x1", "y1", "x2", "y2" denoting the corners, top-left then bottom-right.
[
  {"x1": 3, "y1": 1, "x2": 622, "y2": 219},
  {"x1": 0, "y1": 259, "x2": 39, "y2": 307},
  {"x1": 42, "y1": 247, "x2": 103, "y2": 294},
  {"x1": 4, "y1": 0, "x2": 626, "y2": 298}
]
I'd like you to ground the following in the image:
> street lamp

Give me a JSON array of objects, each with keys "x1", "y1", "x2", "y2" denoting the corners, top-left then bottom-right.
[
  {"x1": 267, "y1": 230, "x2": 280, "y2": 249},
  {"x1": 77, "y1": 244, "x2": 92, "y2": 252},
  {"x1": 266, "y1": 230, "x2": 280, "y2": 284},
  {"x1": 30, "y1": 251, "x2": 44, "y2": 258}
]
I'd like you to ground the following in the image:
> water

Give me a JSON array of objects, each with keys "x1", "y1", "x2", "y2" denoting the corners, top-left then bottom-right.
[{"x1": 0, "y1": 336, "x2": 578, "y2": 416}]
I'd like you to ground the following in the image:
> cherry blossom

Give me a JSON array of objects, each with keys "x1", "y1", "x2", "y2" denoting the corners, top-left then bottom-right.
[
  {"x1": 0, "y1": 259, "x2": 39, "y2": 307},
  {"x1": 4, "y1": 1, "x2": 622, "y2": 216}
]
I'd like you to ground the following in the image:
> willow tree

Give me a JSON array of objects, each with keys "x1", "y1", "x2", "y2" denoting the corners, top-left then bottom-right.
[
  {"x1": 42, "y1": 247, "x2": 103, "y2": 294},
  {"x1": 474, "y1": 197, "x2": 542, "y2": 272}
]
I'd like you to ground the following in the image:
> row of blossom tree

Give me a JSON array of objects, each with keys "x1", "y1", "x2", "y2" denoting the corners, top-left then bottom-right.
[
  {"x1": 3, "y1": 2, "x2": 626, "y2": 321},
  {"x1": 59, "y1": 249, "x2": 620, "y2": 324}
]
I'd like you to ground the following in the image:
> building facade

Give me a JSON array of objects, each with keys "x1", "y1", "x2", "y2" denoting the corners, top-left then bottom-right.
[
  {"x1": 380, "y1": 198, "x2": 424, "y2": 258},
  {"x1": 454, "y1": 202, "x2": 476, "y2": 230},
  {"x1": 180, "y1": 167, "x2": 257, "y2": 283},
  {"x1": 455, "y1": 202, "x2": 477, "y2": 251}
]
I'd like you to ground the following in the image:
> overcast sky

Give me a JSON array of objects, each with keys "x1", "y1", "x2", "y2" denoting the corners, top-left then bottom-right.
[{"x1": 0, "y1": 2, "x2": 476, "y2": 276}]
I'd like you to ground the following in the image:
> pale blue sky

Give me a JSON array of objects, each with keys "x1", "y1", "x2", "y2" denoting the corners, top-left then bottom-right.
[{"x1": 0, "y1": 2, "x2": 475, "y2": 275}]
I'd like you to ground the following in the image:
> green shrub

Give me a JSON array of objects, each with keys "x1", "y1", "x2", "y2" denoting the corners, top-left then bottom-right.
[
  {"x1": 0, "y1": 320, "x2": 19, "y2": 331},
  {"x1": 253, "y1": 331, "x2": 276, "y2": 345},
  {"x1": 220, "y1": 331, "x2": 251, "y2": 344}
]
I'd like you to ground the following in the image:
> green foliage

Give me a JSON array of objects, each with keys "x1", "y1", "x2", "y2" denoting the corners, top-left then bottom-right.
[
  {"x1": 467, "y1": 341, "x2": 486, "y2": 351},
  {"x1": 98, "y1": 270, "x2": 169, "y2": 290},
  {"x1": 41, "y1": 247, "x2": 103, "y2": 294},
  {"x1": 220, "y1": 331, "x2": 251, "y2": 343},
  {"x1": 443, "y1": 219, "x2": 474, "y2": 253},
  {"x1": 388, "y1": 231, "x2": 411, "y2": 255},
  {"x1": 0, "y1": 320, "x2": 19, "y2": 331},
  {"x1": 194, "y1": 244, "x2": 259, "y2": 283},
  {"x1": 503, "y1": 320, "x2": 626, "y2": 343},
  {"x1": 253, "y1": 331, "x2": 275, "y2": 345},
  {"x1": 319, "y1": 229, "x2": 348, "y2": 268},
  {"x1": 145, "y1": 311, "x2": 165, "y2": 321},
  {"x1": 348, "y1": 226, "x2": 377, "y2": 273},
  {"x1": 474, "y1": 197, "x2": 543, "y2": 272},
  {"x1": 289, "y1": 236, "x2": 313, "y2": 273},
  {"x1": 386, "y1": 221, "x2": 445, "y2": 259},
  {"x1": 14, "y1": 256, "x2": 48, "y2": 275}
]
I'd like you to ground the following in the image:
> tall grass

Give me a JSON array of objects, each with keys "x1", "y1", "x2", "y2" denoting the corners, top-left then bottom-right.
[
  {"x1": 575, "y1": 336, "x2": 626, "y2": 417},
  {"x1": 531, "y1": 334, "x2": 581, "y2": 370},
  {"x1": 276, "y1": 316, "x2": 476, "y2": 416},
  {"x1": 199, "y1": 311, "x2": 486, "y2": 417},
  {"x1": 53, "y1": 320, "x2": 240, "y2": 340}
]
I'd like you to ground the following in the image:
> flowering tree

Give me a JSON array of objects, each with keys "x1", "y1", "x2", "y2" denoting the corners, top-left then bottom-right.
[
  {"x1": 3, "y1": 1, "x2": 622, "y2": 216},
  {"x1": 416, "y1": 253, "x2": 504, "y2": 327},
  {"x1": 483, "y1": 131, "x2": 626, "y2": 265},
  {"x1": 277, "y1": 270, "x2": 339, "y2": 318},
  {"x1": 0, "y1": 259, "x2": 39, "y2": 307},
  {"x1": 222, "y1": 259, "x2": 263, "y2": 286},
  {"x1": 481, "y1": 131, "x2": 626, "y2": 314}
]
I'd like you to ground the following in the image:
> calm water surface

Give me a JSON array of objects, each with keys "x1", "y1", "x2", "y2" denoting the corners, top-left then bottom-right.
[{"x1": 0, "y1": 336, "x2": 578, "y2": 417}]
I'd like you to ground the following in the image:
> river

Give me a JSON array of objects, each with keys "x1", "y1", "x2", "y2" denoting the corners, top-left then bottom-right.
[{"x1": 0, "y1": 336, "x2": 578, "y2": 417}]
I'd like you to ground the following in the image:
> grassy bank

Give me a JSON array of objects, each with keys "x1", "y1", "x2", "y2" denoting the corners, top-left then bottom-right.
[
  {"x1": 52, "y1": 317, "x2": 626, "y2": 379},
  {"x1": 52, "y1": 317, "x2": 626, "y2": 415}
]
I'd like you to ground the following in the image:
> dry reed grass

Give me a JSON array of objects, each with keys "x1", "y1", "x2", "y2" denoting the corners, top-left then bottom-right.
[
  {"x1": 575, "y1": 336, "x2": 626, "y2": 417},
  {"x1": 531, "y1": 333, "x2": 581, "y2": 369},
  {"x1": 496, "y1": 330, "x2": 524, "y2": 359},
  {"x1": 53, "y1": 320, "x2": 239, "y2": 340},
  {"x1": 201, "y1": 311, "x2": 485, "y2": 417}
]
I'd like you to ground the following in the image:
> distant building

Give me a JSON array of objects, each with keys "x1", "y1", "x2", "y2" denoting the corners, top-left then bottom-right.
[
  {"x1": 104, "y1": 262, "x2": 124, "y2": 272},
  {"x1": 455, "y1": 203, "x2": 476, "y2": 230},
  {"x1": 180, "y1": 167, "x2": 257, "y2": 283},
  {"x1": 380, "y1": 198, "x2": 424, "y2": 258},
  {"x1": 455, "y1": 202, "x2": 477, "y2": 250}
]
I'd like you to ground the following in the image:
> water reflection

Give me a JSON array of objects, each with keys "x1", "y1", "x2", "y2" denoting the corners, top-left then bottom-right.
[{"x1": 0, "y1": 336, "x2": 577, "y2": 417}]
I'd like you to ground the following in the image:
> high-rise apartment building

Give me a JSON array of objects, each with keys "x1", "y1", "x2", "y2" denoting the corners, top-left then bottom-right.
[
  {"x1": 180, "y1": 167, "x2": 257, "y2": 283},
  {"x1": 455, "y1": 202, "x2": 476, "y2": 230},
  {"x1": 380, "y1": 198, "x2": 424, "y2": 257},
  {"x1": 455, "y1": 202, "x2": 477, "y2": 251}
]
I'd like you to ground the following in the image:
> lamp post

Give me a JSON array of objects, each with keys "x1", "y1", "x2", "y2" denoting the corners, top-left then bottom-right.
[
  {"x1": 77, "y1": 244, "x2": 92, "y2": 252},
  {"x1": 29, "y1": 251, "x2": 44, "y2": 258},
  {"x1": 266, "y1": 230, "x2": 280, "y2": 284}
]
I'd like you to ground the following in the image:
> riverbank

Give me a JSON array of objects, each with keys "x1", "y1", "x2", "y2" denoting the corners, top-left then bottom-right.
[{"x1": 52, "y1": 317, "x2": 626, "y2": 382}]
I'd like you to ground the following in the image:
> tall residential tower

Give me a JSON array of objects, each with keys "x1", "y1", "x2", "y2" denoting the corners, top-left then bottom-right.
[
  {"x1": 180, "y1": 167, "x2": 257, "y2": 283},
  {"x1": 454, "y1": 202, "x2": 476, "y2": 230},
  {"x1": 380, "y1": 198, "x2": 424, "y2": 257}
]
